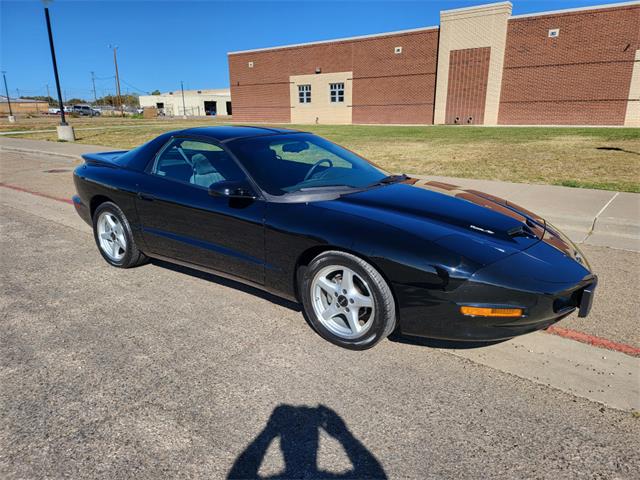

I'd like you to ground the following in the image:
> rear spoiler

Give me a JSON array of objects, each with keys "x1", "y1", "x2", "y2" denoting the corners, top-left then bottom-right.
[{"x1": 81, "y1": 151, "x2": 128, "y2": 168}]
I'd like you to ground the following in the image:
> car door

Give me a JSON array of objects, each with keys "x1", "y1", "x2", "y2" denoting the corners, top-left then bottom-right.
[{"x1": 135, "y1": 136, "x2": 266, "y2": 283}]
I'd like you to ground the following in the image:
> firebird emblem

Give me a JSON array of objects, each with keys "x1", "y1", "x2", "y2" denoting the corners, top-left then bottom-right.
[{"x1": 469, "y1": 225, "x2": 495, "y2": 235}]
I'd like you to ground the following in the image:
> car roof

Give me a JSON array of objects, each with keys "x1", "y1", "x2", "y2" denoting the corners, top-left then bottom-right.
[{"x1": 175, "y1": 125, "x2": 306, "y2": 142}]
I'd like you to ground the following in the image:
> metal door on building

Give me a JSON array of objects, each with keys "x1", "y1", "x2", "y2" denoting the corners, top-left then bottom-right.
[{"x1": 445, "y1": 47, "x2": 491, "y2": 125}]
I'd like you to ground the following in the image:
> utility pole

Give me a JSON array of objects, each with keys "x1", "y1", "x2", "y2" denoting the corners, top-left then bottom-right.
[
  {"x1": 43, "y1": 0, "x2": 73, "y2": 140},
  {"x1": 90, "y1": 71, "x2": 97, "y2": 105},
  {"x1": 181, "y1": 80, "x2": 187, "y2": 118},
  {"x1": 2, "y1": 71, "x2": 15, "y2": 122},
  {"x1": 46, "y1": 83, "x2": 51, "y2": 104},
  {"x1": 15, "y1": 88, "x2": 20, "y2": 99},
  {"x1": 110, "y1": 45, "x2": 124, "y2": 117}
]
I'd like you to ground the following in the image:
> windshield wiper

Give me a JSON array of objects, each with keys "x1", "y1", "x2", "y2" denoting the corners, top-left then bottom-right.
[{"x1": 367, "y1": 174, "x2": 408, "y2": 187}]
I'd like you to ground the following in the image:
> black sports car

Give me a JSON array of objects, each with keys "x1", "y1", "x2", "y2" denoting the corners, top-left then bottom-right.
[{"x1": 73, "y1": 126, "x2": 596, "y2": 350}]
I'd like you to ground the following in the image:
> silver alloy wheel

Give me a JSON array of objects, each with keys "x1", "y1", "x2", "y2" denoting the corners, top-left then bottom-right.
[
  {"x1": 311, "y1": 265, "x2": 375, "y2": 339},
  {"x1": 97, "y1": 211, "x2": 127, "y2": 261}
]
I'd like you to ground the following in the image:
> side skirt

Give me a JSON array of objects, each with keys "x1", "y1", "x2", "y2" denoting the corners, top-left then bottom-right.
[{"x1": 145, "y1": 252, "x2": 298, "y2": 303}]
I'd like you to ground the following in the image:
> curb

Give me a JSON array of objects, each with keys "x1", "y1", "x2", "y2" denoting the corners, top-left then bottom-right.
[
  {"x1": 0, "y1": 182, "x2": 74, "y2": 204},
  {"x1": 545, "y1": 326, "x2": 640, "y2": 357},
  {"x1": 0, "y1": 145, "x2": 82, "y2": 161}
]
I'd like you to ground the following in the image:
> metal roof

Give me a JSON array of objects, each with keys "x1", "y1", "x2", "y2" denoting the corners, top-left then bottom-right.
[{"x1": 0, "y1": 96, "x2": 47, "y2": 103}]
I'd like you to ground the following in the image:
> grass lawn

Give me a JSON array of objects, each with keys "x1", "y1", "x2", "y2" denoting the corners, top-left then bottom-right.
[{"x1": 3, "y1": 117, "x2": 639, "y2": 192}]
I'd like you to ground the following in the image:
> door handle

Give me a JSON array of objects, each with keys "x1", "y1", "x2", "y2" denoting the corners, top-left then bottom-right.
[{"x1": 137, "y1": 192, "x2": 155, "y2": 202}]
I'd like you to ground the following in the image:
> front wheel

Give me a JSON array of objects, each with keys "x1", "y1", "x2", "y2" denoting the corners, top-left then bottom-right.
[
  {"x1": 92, "y1": 201, "x2": 147, "y2": 268},
  {"x1": 300, "y1": 251, "x2": 396, "y2": 350}
]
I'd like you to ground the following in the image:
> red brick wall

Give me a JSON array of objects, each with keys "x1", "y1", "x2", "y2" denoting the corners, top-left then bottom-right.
[
  {"x1": 445, "y1": 47, "x2": 491, "y2": 124},
  {"x1": 498, "y1": 4, "x2": 640, "y2": 125},
  {"x1": 228, "y1": 29, "x2": 439, "y2": 124}
]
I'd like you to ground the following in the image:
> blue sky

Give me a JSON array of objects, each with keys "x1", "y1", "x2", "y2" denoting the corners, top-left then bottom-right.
[{"x1": 0, "y1": 0, "x2": 625, "y2": 100}]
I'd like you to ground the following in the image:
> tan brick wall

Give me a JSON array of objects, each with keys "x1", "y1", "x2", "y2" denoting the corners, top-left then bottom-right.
[
  {"x1": 228, "y1": 28, "x2": 438, "y2": 124},
  {"x1": 289, "y1": 72, "x2": 352, "y2": 124},
  {"x1": 434, "y1": 2, "x2": 512, "y2": 125},
  {"x1": 0, "y1": 101, "x2": 49, "y2": 114},
  {"x1": 498, "y1": 4, "x2": 640, "y2": 125},
  {"x1": 625, "y1": 50, "x2": 640, "y2": 126}
]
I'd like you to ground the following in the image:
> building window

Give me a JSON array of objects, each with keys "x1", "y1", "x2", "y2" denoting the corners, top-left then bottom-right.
[
  {"x1": 394, "y1": 46, "x2": 403, "y2": 54},
  {"x1": 548, "y1": 28, "x2": 560, "y2": 38},
  {"x1": 298, "y1": 84, "x2": 311, "y2": 103},
  {"x1": 330, "y1": 83, "x2": 344, "y2": 103},
  {"x1": 248, "y1": 61, "x2": 254, "y2": 68}
]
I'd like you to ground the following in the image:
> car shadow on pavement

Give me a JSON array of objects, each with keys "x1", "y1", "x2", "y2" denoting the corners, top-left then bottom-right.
[
  {"x1": 151, "y1": 259, "x2": 504, "y2": 351},
  {"x1": 388, "y1": 331, "x2": 508, "y2": 350},
  {"x1": 150, "y1": 259, "x2": 301, "y2": 312},
  {"x1": 227, "y1": 404, "x2": 387, "y2": 480}
]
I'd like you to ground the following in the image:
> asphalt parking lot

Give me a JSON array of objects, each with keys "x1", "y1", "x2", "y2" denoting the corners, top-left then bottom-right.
[{"x1": 1, "y1": 147, "x2": 639, "y2": 479}]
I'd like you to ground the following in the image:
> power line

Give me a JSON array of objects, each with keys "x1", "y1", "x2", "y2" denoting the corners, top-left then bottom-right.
[{"x1": 120, "y1": 78, "x2": 148, "y2": 94}]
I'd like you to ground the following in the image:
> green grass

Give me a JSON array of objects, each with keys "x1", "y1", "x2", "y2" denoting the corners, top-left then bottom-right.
[{"x1": 4, "y1": 119, "x2": 639, "y2": 192}]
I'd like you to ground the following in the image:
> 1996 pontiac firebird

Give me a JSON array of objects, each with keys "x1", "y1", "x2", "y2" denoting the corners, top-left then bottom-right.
[{"x1": 73, "y1": 126, "x2": 597, "y2": 350}]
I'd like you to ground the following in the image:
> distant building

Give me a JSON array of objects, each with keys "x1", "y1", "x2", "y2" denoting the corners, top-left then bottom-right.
[
  {"x1": 138, "y1": 88, "x2": 231, "y2": 117},
  {"x1": 0, "y1": 96, "x2": 49, "y2": 115},
  {"x1": 228, "y1": 1, "x2": 640, "y2": 126}
]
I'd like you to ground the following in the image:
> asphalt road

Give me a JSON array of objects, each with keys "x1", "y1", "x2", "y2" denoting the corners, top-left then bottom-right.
[
  {"x1": 1, "y1": 200, "x2": 639, "y2": 479},
  {"x1": 1, "y1": 148, "x2": 640, "y2": 479}
]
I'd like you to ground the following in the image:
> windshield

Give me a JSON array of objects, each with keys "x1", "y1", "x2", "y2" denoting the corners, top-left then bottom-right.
[{"x1": 226, "y1": 133, "x2": 388, "y2": 196}]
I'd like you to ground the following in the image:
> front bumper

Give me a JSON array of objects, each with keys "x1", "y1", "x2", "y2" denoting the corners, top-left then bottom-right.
[
  {"x1": 395, "y1": 235, "x2": 596, "y2": 341},
  {"x1": 397, "y1": 275, "x2": 596, "y2": 341}
]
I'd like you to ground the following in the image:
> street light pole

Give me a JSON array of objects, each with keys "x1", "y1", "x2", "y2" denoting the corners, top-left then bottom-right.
[
  {"x1": 43, "y1": 2, "x2": 67, "y2": 127},
  {"x1": 181, "y1": 80, "x2": 187, "y2": 118},
  {"x1": 2, "y1": 71, "x2": 15, "y2": 122}
]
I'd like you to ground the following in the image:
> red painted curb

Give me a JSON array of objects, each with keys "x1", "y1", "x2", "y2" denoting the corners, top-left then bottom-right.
[
  {"x1": 545, "y1": 326, "x2": 640, "y2": 357},
  {"x1": 0, "y1": 182, "x2": 73, "y2": 205}
]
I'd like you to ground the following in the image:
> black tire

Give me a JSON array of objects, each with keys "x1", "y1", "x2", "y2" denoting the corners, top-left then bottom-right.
[
  {"x1": 92, "y1": 201, "x2": 147, "y2": 268},
  {"x1": 300, "y1": 250, "x2": 396, "y2": 350}
]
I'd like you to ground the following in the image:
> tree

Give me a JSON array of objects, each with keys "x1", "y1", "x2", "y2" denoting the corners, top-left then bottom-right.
[
  {"x1": 95, "y1": 94, "x2": 140, "y2": 107},
  {"x1": 150, "y1": 89, "x2": 161, "y2": 95},
  {"x1": 67, "y1": 97, "x2": 87, "y2": 105}
]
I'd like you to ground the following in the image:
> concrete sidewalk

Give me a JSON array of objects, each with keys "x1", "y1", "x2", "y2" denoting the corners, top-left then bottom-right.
[
  {"x1": 0, "y1": 135, "x2": 111, "y2": 159},
  {"x1": 2, "y1": 136, "x2": 638, "y2": 251}
]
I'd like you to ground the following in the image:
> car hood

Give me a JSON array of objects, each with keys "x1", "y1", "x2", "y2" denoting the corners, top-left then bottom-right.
[{"x1": 327, "y1": 178, "x2": 546, "y2": 252}]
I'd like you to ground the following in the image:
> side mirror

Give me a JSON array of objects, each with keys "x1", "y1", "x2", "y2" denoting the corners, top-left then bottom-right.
[{"x1": 208, "y1": 180, "x2": 256, "y2": 199}]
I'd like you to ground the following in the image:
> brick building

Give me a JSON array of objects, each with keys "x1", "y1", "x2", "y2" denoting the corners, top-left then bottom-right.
[{"x1": 227, "y1": 1, "x2": 640, "y2": 126}]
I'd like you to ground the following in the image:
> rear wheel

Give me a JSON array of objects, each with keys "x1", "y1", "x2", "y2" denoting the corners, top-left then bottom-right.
[
  {"x1": 92, "y1": 201, "x2": 147, "y2": 268},
  {"x1": 300, "y1": 251, "x2": 396, "y2": 350}
]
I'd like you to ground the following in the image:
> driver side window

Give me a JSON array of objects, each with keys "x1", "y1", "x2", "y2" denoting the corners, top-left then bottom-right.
[{"x1": 153, "y1": 138, "x2": 245, "y2": 188}]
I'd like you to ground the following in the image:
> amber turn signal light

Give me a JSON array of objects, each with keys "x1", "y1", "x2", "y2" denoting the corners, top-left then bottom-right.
[{"x1": 460, "y1": 306, "x2": 524, "y2": 318}]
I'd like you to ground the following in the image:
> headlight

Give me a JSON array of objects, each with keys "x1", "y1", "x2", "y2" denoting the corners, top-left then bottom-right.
[{"x1": 545, "y1": 222, "x2": 591, "y2": 272}]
